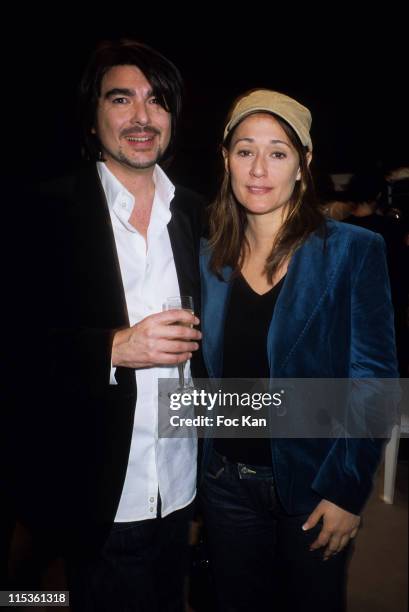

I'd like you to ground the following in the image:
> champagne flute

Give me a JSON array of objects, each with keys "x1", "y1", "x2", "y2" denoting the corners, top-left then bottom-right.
[{"x1": 163, "y1": 295, "x2": 195, "y2": 393}]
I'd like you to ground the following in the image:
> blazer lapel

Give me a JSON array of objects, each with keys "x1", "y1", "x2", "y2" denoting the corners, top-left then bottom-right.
[
  {"x1": 200, "y1": 241, "x2": 232, "y2": 378},
  {"x1": 167, "y1": 198, "x2": 198, "y2": 305},
  {"x1": 267, "y1": 223, "x2": 344, "y2": 375},
  {"x1": 168, "y1": 191, "x2": 209, "y2": 379},
  {"x1": 72, "y1": 164, "x2": 129, "y2": 329}
]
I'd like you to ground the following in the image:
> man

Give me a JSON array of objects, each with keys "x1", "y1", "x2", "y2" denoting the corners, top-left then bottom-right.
[{"x1": 8, "y1": 39, "x2": 205, "y2": 611}]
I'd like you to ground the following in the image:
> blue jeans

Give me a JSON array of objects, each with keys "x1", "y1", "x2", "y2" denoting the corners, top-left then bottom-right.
[
  {"x1": 67, "y1": 503, "x2": 192, "y2": 612},
  {"x1": 200, "y1": 450, "x2": 350, "y2": 612}
]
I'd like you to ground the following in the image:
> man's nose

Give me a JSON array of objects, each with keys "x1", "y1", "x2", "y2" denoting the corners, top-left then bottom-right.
[{"x1": 130, "y1": 101, "x2": 150, "y2": 126}]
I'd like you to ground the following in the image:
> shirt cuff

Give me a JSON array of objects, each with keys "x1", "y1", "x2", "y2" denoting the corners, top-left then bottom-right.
[{"x1": 110, "y1": 361, "x2": 118, "y2": 385}]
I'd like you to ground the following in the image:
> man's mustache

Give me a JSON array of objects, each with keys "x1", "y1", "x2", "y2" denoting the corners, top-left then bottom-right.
[{"x1": 121, "y1": 126, "x2": 160, "y2": 137}]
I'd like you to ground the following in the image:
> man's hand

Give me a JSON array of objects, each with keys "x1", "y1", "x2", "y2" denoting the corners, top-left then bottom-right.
[
  {"x1": 302, "y1": 499, "x2": 360, "y2": 560},
  {"x1": 112, "y1": 309, "x2": 201, "y2": 369}
]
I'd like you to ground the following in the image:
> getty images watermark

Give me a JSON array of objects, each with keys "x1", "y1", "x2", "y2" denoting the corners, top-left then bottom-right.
[
  {"x1": 168, "y1": 388, "x2": 284, "y2": 429},
  {"x1": 157, "y1": 378, "x2": 407, "y2": 439}
]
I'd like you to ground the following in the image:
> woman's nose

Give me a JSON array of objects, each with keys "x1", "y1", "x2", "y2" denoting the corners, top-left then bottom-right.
[{"x1": 250, "y1": 155, "x2": 267, "y2": 178}]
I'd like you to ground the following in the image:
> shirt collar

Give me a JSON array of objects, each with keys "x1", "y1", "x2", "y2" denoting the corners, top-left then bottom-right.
[
  {"x1": 97, "y1": 162, "x2": 175, "y2": 232},
  {"x1": 153, "y1": 164, "x2": 175, "y2": 208},
  {"x1": 97, "y1": 161, "x2": 133, "y2": 212}
]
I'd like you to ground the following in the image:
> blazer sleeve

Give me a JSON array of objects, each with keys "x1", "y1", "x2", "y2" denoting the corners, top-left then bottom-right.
[{"x1": 311, "y1": 232, "x2": 400, "y2": 514}]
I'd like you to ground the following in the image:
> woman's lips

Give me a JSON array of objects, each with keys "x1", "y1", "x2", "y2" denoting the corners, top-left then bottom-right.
[{"x1": 246, "y1": 185, "x2": 272, "y2": 194}]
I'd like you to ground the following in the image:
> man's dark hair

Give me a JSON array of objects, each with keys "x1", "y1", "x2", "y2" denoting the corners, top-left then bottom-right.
[{"x1": 79, "y1": 39, "x2": 183, "y2": 162}]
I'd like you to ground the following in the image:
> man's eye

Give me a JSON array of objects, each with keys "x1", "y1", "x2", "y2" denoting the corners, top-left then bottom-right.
[
  {"x1": 112, "y1": 97, "x2": 128, "y2": 104},
  {"x1": 149, "y1": 97, "x2": 161, "y2": 105}
]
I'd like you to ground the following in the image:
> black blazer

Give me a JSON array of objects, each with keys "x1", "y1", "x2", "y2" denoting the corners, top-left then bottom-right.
[{"x1": 6, "y1": 163, "x2": 206, "y2": 553}]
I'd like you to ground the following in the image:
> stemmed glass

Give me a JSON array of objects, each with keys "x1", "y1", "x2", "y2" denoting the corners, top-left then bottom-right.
[{"x1": 163, "y1": 295, "x2": 195, "y2": 393}]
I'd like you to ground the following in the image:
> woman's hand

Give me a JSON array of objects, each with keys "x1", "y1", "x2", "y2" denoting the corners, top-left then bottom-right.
[{"x1": 302, "y1": 499, "x2": 360, "y2": 560}]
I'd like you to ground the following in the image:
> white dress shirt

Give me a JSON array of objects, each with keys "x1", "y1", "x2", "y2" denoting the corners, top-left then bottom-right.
[{"x1": 97, "y1": 162, "x2": 197, "y2": 522}]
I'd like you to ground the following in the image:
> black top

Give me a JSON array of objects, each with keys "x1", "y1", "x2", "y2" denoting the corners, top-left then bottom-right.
[{"x1": 214, "y1": 273, "x2": 285, "y2": 465}]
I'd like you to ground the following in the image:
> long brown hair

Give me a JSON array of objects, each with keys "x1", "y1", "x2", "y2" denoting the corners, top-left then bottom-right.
[{"x1": 208, "y1": 112, "x2": 325, "y2": 282}]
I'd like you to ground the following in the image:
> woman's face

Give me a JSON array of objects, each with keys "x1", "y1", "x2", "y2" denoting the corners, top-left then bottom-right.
[{"x1": 224, "y1": 113, "x2": 302, "y2": 219}]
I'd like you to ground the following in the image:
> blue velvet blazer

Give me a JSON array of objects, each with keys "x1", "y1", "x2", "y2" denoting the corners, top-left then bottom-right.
[{"x1": 200, "y1": 219, "x2": 398, "y2": 515}]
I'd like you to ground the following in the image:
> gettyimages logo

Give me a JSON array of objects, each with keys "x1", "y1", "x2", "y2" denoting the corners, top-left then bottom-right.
[{"x1": 168, "y1": 388, "x2": 283, "y2": 411}]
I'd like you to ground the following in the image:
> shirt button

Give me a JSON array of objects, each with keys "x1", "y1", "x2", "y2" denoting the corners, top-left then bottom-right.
[
  {"x1": 149, "y1": 497, "x2": 155, "y2": 503},
  {"x1": 121, "y1": 202, "x2": 127, "y2": 209},
  {"x1": 150, "y1": 507, "x2": 154, "y2": 512}
]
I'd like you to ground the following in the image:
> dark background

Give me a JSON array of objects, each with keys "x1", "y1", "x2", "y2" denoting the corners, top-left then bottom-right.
[
  {"x1": 1, "y1": 18, "x2": 407, "y2": 601},
  {"x1": 3, "y1": 19, "x2": 408, "y2": 198}
]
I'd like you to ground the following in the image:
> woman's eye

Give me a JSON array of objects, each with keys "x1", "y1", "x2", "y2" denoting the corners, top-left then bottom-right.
[
  {"x1": 149, "y1": 97, "x2": 160, "y2": 105},
  {"x1": 271, "y1": 151, "x2": 286, "y2": 159},
  {"x1": 237, "y1": 150, "x2": 252, "y2": 157}
]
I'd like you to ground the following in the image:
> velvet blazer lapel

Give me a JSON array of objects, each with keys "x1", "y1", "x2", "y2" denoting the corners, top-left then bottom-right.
[
  {"x1": 200, "y1": 239, "x2": 232, "y2": 378},
  {"x1": 268, "y1": 223, "x2": 342, "y2": 376}
]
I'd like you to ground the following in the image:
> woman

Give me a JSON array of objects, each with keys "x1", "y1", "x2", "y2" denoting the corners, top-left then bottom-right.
[{"x1": 199, "y1": 90, "x2": 398, "y2": 611}]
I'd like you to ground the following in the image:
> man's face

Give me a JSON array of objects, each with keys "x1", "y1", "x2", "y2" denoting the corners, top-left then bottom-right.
[{"x1": 93, "y1": 64, "x2": 171, "y2": 172}]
